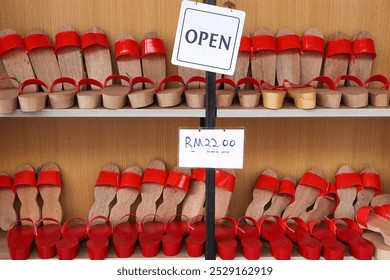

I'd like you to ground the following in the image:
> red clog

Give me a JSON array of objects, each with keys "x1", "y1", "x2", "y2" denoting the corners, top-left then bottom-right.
[
  {"x1": 35, "y1": 217, "x2": 62, "y2": 259},
  {"x1": 237, "y1": 216, "x2": 262, "y2": 260},
  {"x1": 186, "y1": 215, "x2": 206, "y2": 257},
  {"x1": 113, "y1": 214, "x2": 139, "y2": 258},
  {"x1": 7, "y1": 218, "x2": 36, "y2": 260},
  {"x1": 162, "y1": 214, "x2": 189, "y2": 256},
  {"x1": 87, "y1": 216, "x2": 113, "y2": 260},
  {"x1": 138, "y1": 214, "x2": 165, "y2": 257},
  {"x1": 215, "y1": 216, "x2": 237, "y2": 260}
]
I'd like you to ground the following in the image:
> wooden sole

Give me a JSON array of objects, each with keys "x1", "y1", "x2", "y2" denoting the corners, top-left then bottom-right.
[
  {"x1": 0, "y1": 173, "x2": 17, "y2": 231},
  {"x1": 18, "y1": 92, "x2": 48, "y2": 112},
  {"x1": 0, "y1": 88, "x2": 18, "y2": 114},
  {"x1": 102, "y1": 85, "x2": 130, "y2": 109},
  {"x1": 128, "y1": 88, "x2": 155, "y2": 108},
  {"x1": 333, "y1": 165, "x2": 358, "y2": 219},
  {"x1": 262, "y1": 89, "x2": 285, "y2": 109},
  {"x1": 316, "y1": 88, "x2": 342, "y2": 108},
  {"x1": 276, "y1": 28, "x2": 300, "y2": 85},
  {"x1": 77, "y1": 90, "x2": 102, "y2": 109},
  {"x1": 185, "y1": 89, "x2": 205, "y2": 108},
  {"x1": 288, "y1": 87, "x2": 316, "y2": 109},
  {"x1": 49, "y1": 90, "x2": 76, "y2": 109},
  {"x1": 238, "y1": 90, "x2": 261, "y2": 108}
]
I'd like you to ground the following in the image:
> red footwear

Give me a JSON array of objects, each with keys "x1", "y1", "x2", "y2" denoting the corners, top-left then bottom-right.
[
  {"x1": 215, "y1": 216, "x2": 237, "y2": 260},
  {"x1": 35, "y1": 217, "x2": 62, "y2": 259},
  {"x1": 308, "y1": 219, "x2": 345, "y2": 260},
  {"x1": 284, "y1": 217, "x2": 322, "y2": 260},
  {"x1": 185, "y1": 215, "x2": 206, "y2": 257},
  {"x1": 113, "y1": 214, "x2": 139, "y2": 258},
  {"x1": 258, "y1": 215, "x2": 293, "y2": 260},
  {"x1": 56, "y1": 216, "x2": 88, "y2": 260},
  {"x1": 87, "y1": 216, "x2": 113, "y2": 260},
  {"x1": 332, "y1": 217, "x2": 374, "y2": 260},
  {"x1": 7, "y1": 218, "x2": 36, "y2": 260},
  {"x1": 162, "y1": 214, "x2": 190, "y2": 256},
  {"x1": 138, "y1": 214, "x2": 165, "y2": 257},
  {"x1": 237, "y1": 216, "x2": 262, "y2": 260}
]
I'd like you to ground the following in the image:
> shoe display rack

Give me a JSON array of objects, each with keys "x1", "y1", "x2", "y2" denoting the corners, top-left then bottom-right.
[{"x1": 1, "y1": 0, "x2": 390, "y2": 260}]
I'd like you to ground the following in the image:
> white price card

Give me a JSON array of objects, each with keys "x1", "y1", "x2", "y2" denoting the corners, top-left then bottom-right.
[
  {"x1": 178, "y1": 128, "x2": 244, "y2": 169},
  {"x1": 171, "y1": 1, "x2": 246, "y2": 75}
]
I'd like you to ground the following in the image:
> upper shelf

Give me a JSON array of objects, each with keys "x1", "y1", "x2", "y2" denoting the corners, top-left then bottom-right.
[{"x1": 1, "y1": 103, "x2": 390, "y2": 118}]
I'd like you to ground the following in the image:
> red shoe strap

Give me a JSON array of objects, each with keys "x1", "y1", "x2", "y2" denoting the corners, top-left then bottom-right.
[
  {"x1": 283, "y1": 217, "x2": 308, "y2": 231},
  {"x1": 130, "y1": 76, "x2": 155, "y2": 91},
  {"x1": 36, "y1": 170, "x2": 62, "y2": 189},
  {"x1": 115, "y1": 39, "x2": 140, "y2": 59},
  {"x1": 118, "y1": 172, "x2": 142, "y2": 191},
  {"x1": 191, "y1": 168, "x2": 206, "y2": 183},
  {"x1": 77, "y1": 78, "x2": 103, "y2": 91},
  {"x1": 216, "y1": 78, "x2": 235, "y2": 88},
  {"x1": 307, "y1": 219, "x2": 336, "y2": 235},
  {"x1": 237, "y1": 216, "x2": 260, "y2": 237},
  {"x1": 352, "y1": 37, "x2": 376, "y2": 59},
  {"x1": 359, "y1": 172, "x2": 381, "y2": 195},
  {"x1": 165, "y1": 170, "x2": 191, "y2": 193},
  {"x1": 254, "y1": 174, "x2": 279, "y2": 193},
  {"x1": 141, "y1": 38, "x2": 166, "y2": 57},
  {"x1": 95, "y1": 171, "x2": 120, "y2": 188},
  {"x1": 24, "y1": 33, "x2": 53, "y2": 52},
  {"x1": 20, "y1": 79, "x2": 48, "y2": 94},
  {"x1": 276, "y1": 34, "x2": 301, "y2": 53},
  {"x1": 332, "y1": 217, "x2": 360, "y2": 233},
  {"x1": 80, "y1": 32, "x2": 109, "y2": 51},
  {"x1": 104, "y1": 74, "x2": 131, "y2": 87},
  {"x1": 307, "y1": 76, "x2": 337, "y2": 90},
  {"x1": 325, "y1": 38, "x2": 352, "y2": 58},
  {"x1": 278, "y1": 179, "x2": 295, "y2": 198},
  {"x1": 157, "y1": 75, "x2": 185, "y2": 92},
  {"x1": 237, "y1": 77, "x2": 260, "y2": 89},
  {"x1": 13, "y1": 170, "x2": 36, "y2": 189},
  {"x1": 239, "y1": 36, "x2": 251, "y2": 53},
  {"x1": 335, "y1": 172, "x2": 362, "y2": 189},
  {"x1": 257, "y1": 215, "x2": 285, "y2": 231},
  {"x1": 0, "y1": 33, "x2": 25, "y2": 57},
  {"x1": 356, "y1": 205, "x2": 388, "y2": 228},
  {"x1": 186, "y1": 76, "x2": 206, "y2": 87},
  {"x1": 142, "y1": 168, "x2": 168, "y2": 185},
  {"x1": 298, "y1": 172, "x2": 327, "y2": 194},
  {"x1": 55, "y1": 31, "x2": 80, "y2": 53},
  {"x1": 0, "y1": 175, "x2": 15, "y2": 194},
  {"x1": 335, "y1": 74, "x2": 364, "y2": 87},
  {"x1": 322, "y1": 183, "x2": 339, "y2": 214},
  {"x1": 50, "y1": 77, "x2": 78, "y2": 93},
  {"x1": 365, "y1": 75, "x2": 389, "y2": 88},
  {"x1": 216, "y1": 170, "x2": 235, "y2": 192},
  {"x1": 301, "y1": 35, "x2": 324, "y2": 55},
  {"x1": 251, "y1": 35, "x2": 276, "y2": 53}
]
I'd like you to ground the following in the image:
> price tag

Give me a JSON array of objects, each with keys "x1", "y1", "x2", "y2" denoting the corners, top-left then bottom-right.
[{"x1": 178, "y1": 129, "x2": 244, "y2": 169}]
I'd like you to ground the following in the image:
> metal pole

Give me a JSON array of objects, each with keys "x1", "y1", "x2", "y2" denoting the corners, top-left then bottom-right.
[{"x1": 203, "y1": 0, "x2": 217, "y2": 261}]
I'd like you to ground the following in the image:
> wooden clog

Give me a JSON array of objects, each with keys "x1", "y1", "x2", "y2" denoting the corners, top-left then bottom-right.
[
  {"x1": 80, "y1": 27, "x2": 112, "y2": 89},
  {"x1": 246, "y1": 169, "x2": 279, "y2": 220},
  {"x1": 48, "y1": 77, "x2": 77, "y2": 109},
  {"x1": 109, "y1": 166, "x2": 142, "y2": 226},
  {"x1": 282, "y1": 168, "x2": 327, "y2": 219},
  {"x1": 276, "y1": 28, "x2": 301, "y2": 85},
  {"x1": 237, "y1": 77, "x2": 261, "y2": 108},
  {"x1": 0, "y1": 173, "x2": 17, "y2": 231},
  {"x1": 336, "y1": 75, "x2": 368, "y2": 108},
  {"x1": 14, "y1": 164, "x2": 40, "y2": 223},
  {"x1": 312, "y1": 76, "x2": 342, "y2": 108},
  {"x1": 88, "y1": 164, "x2": 120, "y2": 225},
  {"x1": 115, "y1": 33, "x2": 142, "y2": 90},
  {"x1": 287, "y1": 85, "x2": 316, "y2": 109},
  {"x1": 141, "y1": 32, "x2": 166, "y2": 88},
  {"x1": 354, "y1": 167, "x2": 381, "y2": 212},
  {"x1": 349, "y1": 31, "x2": 376, "y2": 84},
  {"x1": 300, "y1": 28, "x2": 324, "y2": 86},
  {"x1": 0, "y1": 77, "x2": 19, "y2": 114},
  {"x1": 128, "y1": 76, "x2": 156, "y2": 108},
  {"x1": 76, "y1": 78, "x2": 103, "y2": 109},
  {"x1": 155, "y1": 167, "x2": 191, "y2": 222},
  {"x1": 0, "y1": 29, "x2": 36, "y2": 90},
  {"x1": 24, "y1": 28, "x2": 62, "y2": 92},
  {"x1": 178, "y1": 67, "x2": 201, "y2": 90},
  {"x1": 181, "y1": 169, "x2": 206, "y2": 220},
  {"x1": 156, "y1": 75, "x2": 185, "y2": 108},
  {"x1": 323, "y1": 32, "x2": 351, "y2": 86},
  {"x1": 371, "y1": 193, "x2": 390, "y2": 206},
  {"x1": 0, "y1": 60, "x2": 13, "y2": 89},
  {"x1": 216, "y1": 78, "x2": 235, "y2": 108},
  {"x1": 362, "y1": 231, "x2": 390, "y2": 260},
  {"x1": 37, "y1": 163, "x2": 63, "y2": 224},
  {"x1": 264, "y1": 176, "x2": 296, "y2": 217},
  {"x1": 333, "y1": 165, "x2": 361, "y2": 219},
  {"x1": 55, "y1": 26, "x2": 85, "y2": 90},
  {"x1": 261, "y1": 81, "x2": 286, "y2": 109},
  {"x1": 184, "y1": 76, "x2": 206, "y2": 108},
  {"x1": 18, "y1": 79, "x2": 48, "y2": 112},
  {"x1": 215, "y1": 169, "x2": 236, "y2": 220},
  {"x1": 357, "y1": 205, "x2": 390, "y2": 247},
  {"x1": 251, "y1": 27, "x2": 276, "y2": 86},
  {"x1": 101, "y1": 75, "x2": 131, "y2": 109},
  {"x1": 225, "y1": 34, "x2": 251, "y2": 83},
  {"x1": 365, "y1": 75, "x2": 390, "y2": 107},
  {"x1": 135, "y1": 160, "x2": 167, "y2": 223}
]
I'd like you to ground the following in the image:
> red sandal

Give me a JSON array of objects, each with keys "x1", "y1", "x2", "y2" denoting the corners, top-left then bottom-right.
[
  {"x1": 35, "y1": 217, "x2": 62, "y2": 259},
  {"x1": 112, "y1": 214, "x2": 139, "y2": 258},
  {"x1": 215, "y1": 216, "x2": 238, "y2": 260},
  {"x1": 7, "y1": 218, "x2": 36, "y2": 260},
  {"x1": 162, "y1": 214, "x2": 190, "y2": 256},
  {"x1": 87, "y1": 215, "x2": 113, "y2": 260},
  {"x1": 138, "y1": 214, "x2": 165, "y2": 257},
  {"x1": 185, "y1": 215, "x2": 206, "y2": 257},
  {"x1": 236, "y1": 216, "x2": 262, "y2": 260}
]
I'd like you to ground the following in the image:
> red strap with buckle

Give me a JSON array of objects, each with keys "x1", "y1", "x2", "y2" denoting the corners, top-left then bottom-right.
[
  {"x1": 254, "y1": 174, "x2": 279, "y2": 193},
  {"x1": 239, "y1": 36, "x2": 251, "y2": 53},
  {"x1": 55, "y1": 31, "x2": 80, "y2": 53},
  {"x1": 165, "y1": 170, "x2": 191, "y2": 193},
  {"x1": 115, "y1": 39, "x2": 140, "y2": 59},
  {"x1": 278, "y1": 179, "x2": 295, "y2": 197},
  {"x1": 24, "y1": 34, "x2": 53, "y2": 51},
  {"x1": 36, "y1": 170, "x2": 62, "y2": 189},
  {"x1": 0, "y1": 34, "x2": 25, "y2": 57},
  {"x1": 276, "y1": 34, "x2": 301, "y2": 53},
  {"x1": 142, "y1": 168, "x2": 168, "y2": 185},
  {"x1": 191, "y1": 168, "x2": 206, "y2": 183},
  {"x1": 301, "y1": 35, "x2": 324, "y2": 55},
  {"x1": 251, "y1": 35, "x2": 276, "y2": 53},
  {"x1": 352, "y1": 37, "x2": 376, "y2": 59},
  {"x1": 13, "y1": 170, "x2": 36, "y2": 188},
  {"x1": 216, "y1": 170, "x2": 235, "y2": 192},
  {"x1": 325, "y1": 38, "x2": 352, "y2": 58},
  {"x1": 0, "y1": 175, "x2": 15, "y2": 194},
  {"x1": 298, "y1": 172, "x2": 327, "y2": 195},
  {"x1": 118, "y1": 172, "x2": 142, "y2": 190},
  {"x1": 80, "y1": 33, "x2": 109, "y2": 51},
  {"x1": 95, "y1": 171, "x2": 120, "y2": 188},
  {"x1": 359, "y1": 172, "x2": 381, "y2": 195},
  {"x1": 335, "y1": 172, "x2": 362, "y2": 189},
  {"x1": 141, "y1": 38, "x2": 166, "y2": 57}
]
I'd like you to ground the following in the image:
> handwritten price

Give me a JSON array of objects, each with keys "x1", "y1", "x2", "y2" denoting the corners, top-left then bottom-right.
[{"x1": 185, "y1": 136, "x2": 236, "y2": 149}]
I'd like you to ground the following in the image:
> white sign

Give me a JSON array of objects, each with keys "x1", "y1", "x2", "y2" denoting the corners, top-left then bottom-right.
[
  {"x1": 171, "y1": 1, "x2": 246, "y2": 75},
  {"x1": 178, "y1": 129, "x2": 245, "y2": 169}
]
